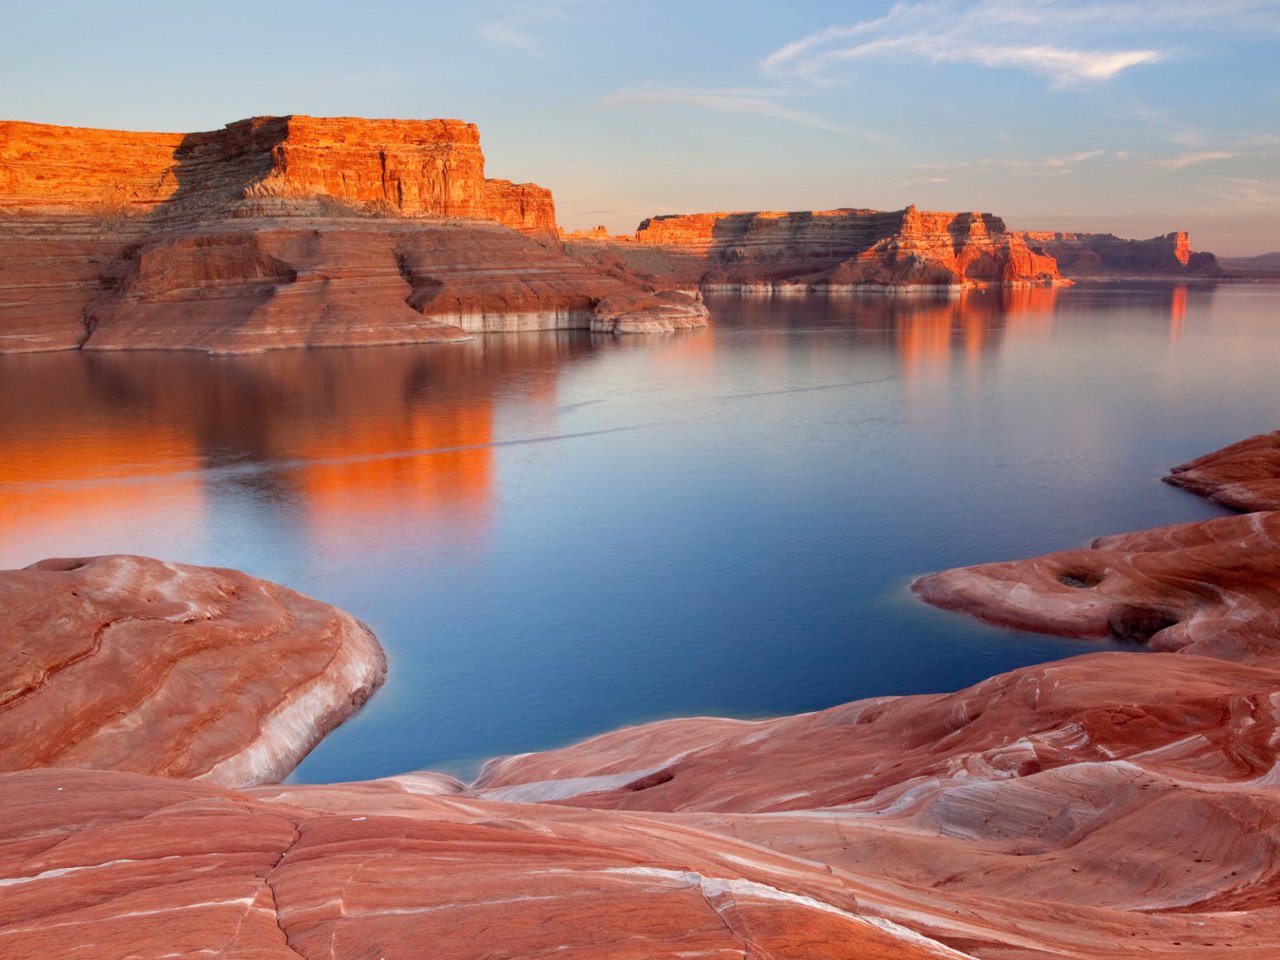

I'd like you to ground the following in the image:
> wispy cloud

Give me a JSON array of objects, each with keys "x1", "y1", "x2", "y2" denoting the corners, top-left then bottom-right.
[
  {"x1": 916, "y1": 148, "x2": 1122, "y2": 174},
  {"x1": 1198, "y1": 178, "x2": 1280, "y2": 207},
  {"x1": 1155, "y1": 150, "x2": 1239, "y2": 170},
  {"x1": 760, "y1": 1, "x2": 1222, "y2": 87},
  {"x1": 479, "y1": 1, "x2": 574, "y2": 57},
  {"x1": 600, "y1": 86, "x2": 859, "y2": 135}
]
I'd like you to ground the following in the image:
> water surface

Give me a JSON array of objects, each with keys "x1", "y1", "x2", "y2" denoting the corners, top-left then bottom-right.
[{"x1": 2, "y1": 283, "x2": 1277, "y2": 782}]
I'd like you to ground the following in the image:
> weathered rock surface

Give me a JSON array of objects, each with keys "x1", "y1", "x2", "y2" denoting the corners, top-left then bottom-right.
[
  {"x1": 1164, "y1": 429, "x2": 1280, "y2": 511},
  {"x1": 912, "y1": 510, "x2": 1280, "y2": 660},
  {"x1": 0, "y1": 555, "x2": 385, "y2": 786},
  {"x1": 1015, "y1": 230, "x2": 1222, "y2": 278},
  {"x1": 0, "y1": 117, "x2": 707, "y2": 352},
  {"x1": 569, "y1": 206, "x2": 1065, "y2": 291}
]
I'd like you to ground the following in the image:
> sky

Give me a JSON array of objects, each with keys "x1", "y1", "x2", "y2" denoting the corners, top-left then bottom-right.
[{"x1": 3, "y1": 0, "x2": 1279, "y2": 254}]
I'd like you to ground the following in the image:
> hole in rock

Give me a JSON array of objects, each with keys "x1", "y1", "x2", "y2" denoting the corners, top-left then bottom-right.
[
  {"x1": 1057, "y1": 569, "x2": 1103, "y2": 589},
  {"x1": 624, "y1": 769, "x2": 676, "y2": 792},
  {"x1": 45, "y1": 558, "x2": 88, "y2": 572},
  {"x1": 1108, "y1": 605, "x2": 1180, "y2": 644}
]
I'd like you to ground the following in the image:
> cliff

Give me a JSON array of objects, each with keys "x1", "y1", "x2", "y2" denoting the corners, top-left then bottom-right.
[
  {"x1": 0, "y1": 116, "x2": 555, "y2": 231},
  {"x1": 1015, "y1": 229, "x2": 1223, "y2": 278},
  {"x1": 0, "y1": 116, "x2": 706, "y2": 352},
  {"x1": 568, "y1": 205, "x2": 1066, "y2": 290}
]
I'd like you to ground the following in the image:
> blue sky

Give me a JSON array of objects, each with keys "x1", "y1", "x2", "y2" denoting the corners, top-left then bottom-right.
[{"x1": 3, "y1": 0, "x2": 1278, "y2": 253}]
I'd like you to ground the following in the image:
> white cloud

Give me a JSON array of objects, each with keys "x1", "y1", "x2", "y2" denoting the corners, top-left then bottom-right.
[
  {"x1": 762, "y1": 1, "x2": 1183, "y2": 87},
  {"x1": 1198, "y1": 178, "x2": 1280, "y2": 207},
  {"x1": 1155, "y1": 150, "x2": 1239, "y2": 170},
  {"x1": 600, "y1": 87, "x2": 858, "y2": 135},
  {"x1": 915, "y1": 148, "x2": 1120, "y2": 173},
  {"x1": 479, "y1": 2, "x2": 573, "y2": 56}
]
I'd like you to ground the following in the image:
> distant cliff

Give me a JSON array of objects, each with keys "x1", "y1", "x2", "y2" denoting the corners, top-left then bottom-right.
[
  {"x1": 1015, "y1": 230, "x2": 1222, "y2": 278},
  {"x1": 568, "y1": 206, "x2": 1065, "y2": 291},
  {"x1": 0, "y1": 116, "x2": 706, "y2": 353}
]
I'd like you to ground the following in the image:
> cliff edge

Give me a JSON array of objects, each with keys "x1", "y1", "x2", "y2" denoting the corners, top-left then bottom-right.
[{"x1": 0, "y1": 116, "x2": 707, "y2": 353}]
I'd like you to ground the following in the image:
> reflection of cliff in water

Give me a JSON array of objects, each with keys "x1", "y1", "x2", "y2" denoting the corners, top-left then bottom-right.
[{"x1": 0, "y1": 335, "x2": 595, "y2": 562}]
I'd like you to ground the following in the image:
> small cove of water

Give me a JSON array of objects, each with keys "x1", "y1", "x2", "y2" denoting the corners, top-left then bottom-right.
[{"x1": 2, "y1": 283, "x2": 1277, "y2": 783}]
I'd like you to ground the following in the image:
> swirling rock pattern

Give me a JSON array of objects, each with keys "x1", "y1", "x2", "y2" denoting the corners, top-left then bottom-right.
[
  {"x1": 1164, "y1": 429, "x2": 1280, "y2": 512},
  {"x1": 0, "y1": 555, "x2": 385, "y2": 786}
]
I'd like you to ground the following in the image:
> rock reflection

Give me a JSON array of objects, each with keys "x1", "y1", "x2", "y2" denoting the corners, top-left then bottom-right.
[{"x1": 0, "y1": 335, "x2": 595, "y2": 563}]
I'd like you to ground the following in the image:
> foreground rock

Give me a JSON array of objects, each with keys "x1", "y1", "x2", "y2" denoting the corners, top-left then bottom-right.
[
  {"x1": 0, "y1": 116, "x2": 707, "y2": 353},
  {"x1": 912, "y1": 509, "x2": 1280, "y2": 660},
  {"x1": 1163, "y1": 429, "x2": 1280, "y2": 511},
  {"x1": 0, "y1": 555, "x2": 384, "y2": 786}
]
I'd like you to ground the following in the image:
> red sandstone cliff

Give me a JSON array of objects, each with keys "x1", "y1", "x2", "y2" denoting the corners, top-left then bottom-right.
[
  {"x1": 569, "y1": 205, "x2": 1066, "y2": 291},
  {"x1": 0, "y1": 116, "x2": 706, "y2": 352},
  {"x1": 1015, "y1": 229, "x2": 1222, "y2": 278}
]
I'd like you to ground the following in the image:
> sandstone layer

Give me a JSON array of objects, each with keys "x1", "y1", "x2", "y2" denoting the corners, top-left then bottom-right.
[
  {"x1": 568, "y1": 206, "x2": 1065, "y2": 292},
  {"x1": 1164, "y1": 429, "x2": 1280, "y2": 511},
  {"x1": 8, "y1": 431, "x2": 1280, "y2": 956},
  {"x1": 0, "y1": 117, "x2": 707, "y2": 352},
  {"x1": 0, "y1": 554, "x2": 385, "y2": 786},
  {"x1": 1014, "y1": 230, "x2": 1222, "y2": 278}
]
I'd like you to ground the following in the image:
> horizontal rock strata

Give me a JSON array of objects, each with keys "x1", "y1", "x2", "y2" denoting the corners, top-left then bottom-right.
[
  {"x1": 0, "y1": 555, "x2": 385, "y2": 786},
  {"x1": 0, "y1": 116, "x2": 707, "y2": 352},
  {"x1": 569, "y1": 205, "x2": 1065, "y2": 291},
  {"x1": 1164, "y1": 429, "x2": 1280, "y2": 511},
  {"x1": 1015, "y1": 229, "x2": 1222, "y2": 277}
]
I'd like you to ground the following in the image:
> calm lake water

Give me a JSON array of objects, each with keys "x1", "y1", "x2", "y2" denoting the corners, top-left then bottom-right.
[{"x1": 3, "y1": 284, "x2": 1278, "y2": 783}]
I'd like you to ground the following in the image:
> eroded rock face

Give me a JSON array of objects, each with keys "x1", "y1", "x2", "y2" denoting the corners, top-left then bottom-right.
[
  {"x1": 573, "y1": 206, "x2": 1066, "y2": 290},
  {"x1": 0, "y1": 116, "x2": 707, "y2": 351},
  {"x1": 1014, "y1": 230, "x2": 1222, "y2": 277},
  {"x1": 1164, "y1": 429, "x2": 1280, "y2": 511},
  {"x1": 0, "y1": 555, "x2": 385, "y2": 786},
  {"x1": 0, "y1": 768, "x2": 965, "y2": 960}
]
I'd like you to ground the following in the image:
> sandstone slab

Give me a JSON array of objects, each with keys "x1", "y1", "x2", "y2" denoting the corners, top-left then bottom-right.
[
  {"x1": 0, "y1": 555, "x2": 385, "y2": 786},
  {"x1": 1164, "y1": 429, "x2": 1280, "y2": 511}
]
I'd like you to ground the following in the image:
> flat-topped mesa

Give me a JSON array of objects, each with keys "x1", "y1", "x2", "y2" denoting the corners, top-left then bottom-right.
[
  {"x1": 1, "y1": 116, "x2": 708, "y2": 352},
  {"x1": 617, "y1": 205, "x2": 1064, "y2": 289},
  {"x1": 1015, "y1": 229, "x2": 1222, "y2": 278},
  {"x1": 0, "y1": 115, "x2": 556, "y2": 233}
]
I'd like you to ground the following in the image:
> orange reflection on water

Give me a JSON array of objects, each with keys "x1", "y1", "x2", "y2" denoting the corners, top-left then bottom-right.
[
  {"x1": 0, "y1": 428, "x2": 206, "y2": 566},
  {"x1": 1170, "y1": 285, "x2": 1187, "y2": 343}
]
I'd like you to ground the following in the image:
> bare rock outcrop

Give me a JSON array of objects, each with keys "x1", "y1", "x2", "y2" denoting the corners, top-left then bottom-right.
[
  {"x1": 1014, "y1": 229, "x2": 1222, "y2": 278},
  {"x1": 569, "y1": 206, "x2": 1065, "y2": 292},
  {"x1": 0, "y1": 555, "x2": 385, "y2": 786},
  {"x1": 0, "y1": 116, "x2": 707, "y2": 352},
  {"x1": 1164, "y1": 428, "x2": 1280, "y2": 511}
]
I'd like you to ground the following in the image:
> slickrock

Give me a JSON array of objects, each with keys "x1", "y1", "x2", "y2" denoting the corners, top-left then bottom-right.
[
  {"x1": 1164, "y1": 429, "x2": 1280, "y2": 511},
  {"x1": 1014, "y1": 230, "x2": 1222, "y2": 278},
  {"x1": 0, "y1": 555, "x2": 385, "y2": 786},
  {"x1": 0, "y1": 116, "x2": 707, "y2": 352},
  {"x1": 569, "y1": 206, "x2": 1065, "y2": 291},
  {"x1": 0, "y1": 768, "x2": 964, "y2": 960},
  {"x1": 912, "y1": 510, "x2": 1280, "y2": 660}
]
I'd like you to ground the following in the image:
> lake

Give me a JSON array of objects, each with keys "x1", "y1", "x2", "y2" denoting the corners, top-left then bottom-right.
[{"x1": 2, "y1": 283, "x2": 1277, "y2": 783}]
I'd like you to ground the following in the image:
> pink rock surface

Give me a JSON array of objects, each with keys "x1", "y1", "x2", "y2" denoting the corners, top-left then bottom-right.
[
  {"x1": 911, "y1": 510, "x2": 1280, "y2": 660},
  {"x1": 0, "y1": 555, "x2": 385, "y2": 786},
  {"x1": 1164, "y1": 429, "x2": 1280, "y2": 512}
]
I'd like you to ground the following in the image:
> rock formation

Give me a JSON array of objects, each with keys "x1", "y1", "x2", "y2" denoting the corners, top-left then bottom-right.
[
  {"x1": 1014, "y1": 230, "x2": 1222, "y2": 277},
  {"x1": 0, "y1": 555, "x2": 385, "y2": 786},
  {"x1": 5, "y1": 430, "x2": 1280, "y2": 956},
  {"x1": 1164, "y1": 428, "x2": 1280, "y2": 511},
  {"x1": 567, "y1": 206, "x2": 1065, "y2": 291},
  {"x1": 0, "y1": 117, "x2": 707, "y2": 353}
]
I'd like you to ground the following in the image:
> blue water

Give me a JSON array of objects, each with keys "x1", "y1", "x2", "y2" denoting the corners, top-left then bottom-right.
[{"x1": 2, "y1": 283, "x2": 1278, "y2": 783}]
